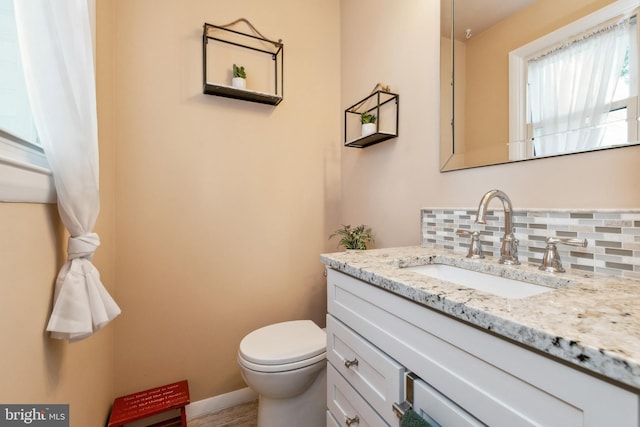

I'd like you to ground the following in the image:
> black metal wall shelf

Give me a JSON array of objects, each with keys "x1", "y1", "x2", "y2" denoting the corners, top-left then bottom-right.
[
  {"x1": 203, "y1": 84, "x2": 282, "y2": 105},
  {"x1": 344, "y1": 90, "x2": 399, "y2": 148},
  {"x1": 202, "y1": 22, "x2": 283, "y2": 106},
  {"x1": 345, "y1": 131, "x2": 398, "y2": 149}
]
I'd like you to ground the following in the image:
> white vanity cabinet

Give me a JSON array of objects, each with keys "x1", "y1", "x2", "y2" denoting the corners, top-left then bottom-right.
[{"x1": 326, "y1": 269, "x2": 640, "y2": 427}]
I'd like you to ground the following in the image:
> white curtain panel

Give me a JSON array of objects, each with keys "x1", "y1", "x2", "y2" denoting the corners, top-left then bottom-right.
[
  {"x1": 14, "y1": 0, "x2": 121, "y2": 341},
  {"x1": 528, "y1": 18, "x2": 630, "y2": 157}
]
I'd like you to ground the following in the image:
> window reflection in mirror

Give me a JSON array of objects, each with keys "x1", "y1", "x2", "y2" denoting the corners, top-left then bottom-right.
[{"x1": 440, "y1": 0, "x2": 639, "y2": 172}]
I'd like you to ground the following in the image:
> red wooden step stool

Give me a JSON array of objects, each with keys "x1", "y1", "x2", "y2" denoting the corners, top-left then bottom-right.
[{"x1": 108, "y1": 380, "x2": 190, "y2": 427}]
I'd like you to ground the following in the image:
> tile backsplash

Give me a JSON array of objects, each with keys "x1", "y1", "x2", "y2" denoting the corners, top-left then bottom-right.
[{"x1": 421, "y1": 209, "x2": 640, "y2": 279}]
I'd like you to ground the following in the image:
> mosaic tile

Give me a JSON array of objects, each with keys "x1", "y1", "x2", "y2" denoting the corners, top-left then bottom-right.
[{"x1": 421, "y1": 208, "x2": 640, "y2": 277}]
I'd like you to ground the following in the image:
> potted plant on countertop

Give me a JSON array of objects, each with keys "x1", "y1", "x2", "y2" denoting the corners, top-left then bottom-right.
[
  {"x1": 232, "y1": 64, "x2": 247, "y2": 89},
  {"x1": 361, "y1": 112, "x2": 377, "y2": 137},
  {"x1": 330, "y1": 224, "x2": 374, "y2": 251}
]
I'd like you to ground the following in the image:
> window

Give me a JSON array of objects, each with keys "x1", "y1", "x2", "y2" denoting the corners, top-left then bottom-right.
[
  {"x1": 0, "y1": 0, "x2": 54, "y2": 203},
  {"x1": 0, "y1": 0, "x2": 37, "y2": 145},
  {"x1": 527, "y1": 15, "x2": 638, "y2": 157}
]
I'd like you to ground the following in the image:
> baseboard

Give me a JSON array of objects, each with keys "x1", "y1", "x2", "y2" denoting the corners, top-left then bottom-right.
[{"x1": 186, "y1": 387, "x2": 258, "y2": 420}]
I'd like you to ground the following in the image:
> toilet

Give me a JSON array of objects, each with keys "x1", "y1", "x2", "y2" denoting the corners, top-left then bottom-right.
[{"x1": 238, "y1": 320, "x2": 327, "y2": 427}]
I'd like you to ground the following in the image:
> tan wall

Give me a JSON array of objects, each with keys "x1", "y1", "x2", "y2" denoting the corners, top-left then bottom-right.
[
  {"x1": 0, "y1": 205, "x2": 114, "y2": 426},
  {"x1": 111, "y1": 0, "x2": 341, "y2": 401},
  {"x1": 341, "y1": 0, "x2": 640, "y2": 250},
  {"x1": 0, "y1": 1, "x2": 117, "y2": 424},
  {"x1": 340, "y1": 0, "x2": 440, "y2": 248}
]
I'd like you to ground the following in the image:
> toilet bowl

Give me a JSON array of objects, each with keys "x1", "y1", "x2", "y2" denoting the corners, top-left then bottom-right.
[{"x1": 238, "y1": 320, "x2": 327, "y2": 427}]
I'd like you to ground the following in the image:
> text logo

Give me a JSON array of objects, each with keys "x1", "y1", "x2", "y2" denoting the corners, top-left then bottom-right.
[{"x1": 0, "y1": 405, "x2": 68, "y2": 426}]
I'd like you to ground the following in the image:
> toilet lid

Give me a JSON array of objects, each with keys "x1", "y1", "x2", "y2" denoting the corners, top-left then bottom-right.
[{"x1": 239, "y1": 320, "x2": 326, "y2": 365}]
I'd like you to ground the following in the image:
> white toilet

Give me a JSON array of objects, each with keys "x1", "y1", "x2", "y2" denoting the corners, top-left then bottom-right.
[{"x1": 238, "y1": 320, "x2": 327, "y2": 427}]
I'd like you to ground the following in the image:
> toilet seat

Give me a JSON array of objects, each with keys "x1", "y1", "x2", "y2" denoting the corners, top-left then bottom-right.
[
  {"x1": 239, "y1": 320, "x2": 326, "y2": 373},
  {"x1": 238, "y1": 351, "x2": 326, "y2": 373}
]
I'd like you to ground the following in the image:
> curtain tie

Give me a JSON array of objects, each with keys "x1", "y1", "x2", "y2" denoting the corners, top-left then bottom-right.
[{"x1": 68, "y1": 233, "x2": 100, "y2": 260}]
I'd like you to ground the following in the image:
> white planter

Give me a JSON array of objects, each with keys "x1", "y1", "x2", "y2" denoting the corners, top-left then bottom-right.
[
  {"x1": 232, "y1": 77, "x2": 246, "y2": 89},
  {"x1": 361, "y1": 123, "x2": 376, "y2": 137}
]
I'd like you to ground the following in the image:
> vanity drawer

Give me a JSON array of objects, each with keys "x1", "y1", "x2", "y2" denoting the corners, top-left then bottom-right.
[
  {"x1": 327, "y1": 363, "x2": 390, "y2": 427},
  {"x1": 326, "y1": 410, "x2": 340, "y2": 427},
  {"x1": 327, "y1": 315, "x2": 403, "y2": 426},
  {"x1": 411, "y1": 375, "x2": 484, "y2": 427}
]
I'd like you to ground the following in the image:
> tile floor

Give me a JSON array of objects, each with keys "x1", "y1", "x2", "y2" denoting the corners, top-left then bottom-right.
[{"x1": 189, "y1": 400, "x2": 258, "y2": 427}]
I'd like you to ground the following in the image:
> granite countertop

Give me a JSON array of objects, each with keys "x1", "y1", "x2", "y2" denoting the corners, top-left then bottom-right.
[{"x1": 321, "y1": 246, "x2": 640, "y2": 392}]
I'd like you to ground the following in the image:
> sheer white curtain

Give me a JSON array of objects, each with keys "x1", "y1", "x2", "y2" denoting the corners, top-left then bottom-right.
[
  {"x1": 14, "y1": 0, "x2": 121, "y2": 341},
  {"x1": 528, "y1": 18, "x2": 631, "y2": 157}
]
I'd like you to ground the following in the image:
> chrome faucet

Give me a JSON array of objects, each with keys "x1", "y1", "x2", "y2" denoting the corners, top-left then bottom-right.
[{"x1": 475, "y1": 189, "x2": 520, "y2": 265}]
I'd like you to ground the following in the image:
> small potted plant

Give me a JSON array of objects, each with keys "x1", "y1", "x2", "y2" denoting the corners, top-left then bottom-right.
[
  {"x1": 232, "y1": 64, "x2": 247, "y2": 89},
  {"x1": 361, "y1": 112, "x2": 377, "y2": 137},
  {"x1": 330, "y1": 224, "x2": 374, "y2": 251}
]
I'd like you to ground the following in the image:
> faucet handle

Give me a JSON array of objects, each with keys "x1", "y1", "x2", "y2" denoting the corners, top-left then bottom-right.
[
  {"x1": 546, "y1": 237, "x2": 588, "y2": 247},
  {"x1": 456, "y1": 229, "x2": 485, "y2": 259},
  {"x1": 539, "y1": 237, "x2": 588, "y2": 273}
]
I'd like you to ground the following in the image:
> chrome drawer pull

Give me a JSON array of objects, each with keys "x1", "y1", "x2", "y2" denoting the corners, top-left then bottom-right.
[
  {"x1": 345, "y1": 415, "x2": 360, "y2": 425},
  {"x1": 344, "y1": 357, "x2": 359, "y2": 368}
]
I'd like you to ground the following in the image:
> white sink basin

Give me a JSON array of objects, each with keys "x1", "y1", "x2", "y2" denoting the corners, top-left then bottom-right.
[{"x1": 406, "y1": 264, "x2": 553, "y2": 298}]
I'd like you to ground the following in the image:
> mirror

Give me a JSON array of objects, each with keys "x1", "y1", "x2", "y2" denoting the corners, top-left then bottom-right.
[{"x1": 440, "y1": 0, "x2": 639, "y2": 171}]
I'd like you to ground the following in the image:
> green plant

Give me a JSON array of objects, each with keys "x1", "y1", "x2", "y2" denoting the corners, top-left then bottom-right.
[
  {"x1": 361, "y1": 112, "x2": 377, "y2": 124},
  {"x1": 233, "y1": 64, "x2": 246, "y2": 79},
  {"x1": 330, "y1": 224, "x2": 374, "y2": 250}
]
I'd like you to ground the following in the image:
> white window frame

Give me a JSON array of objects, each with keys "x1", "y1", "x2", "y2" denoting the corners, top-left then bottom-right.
[
  {"x1": 507, "y1": 0, "x2": 639, "y2": 161},
  {"x1": 0, "y1": 131, "x2": 55, "y2": 203}
]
